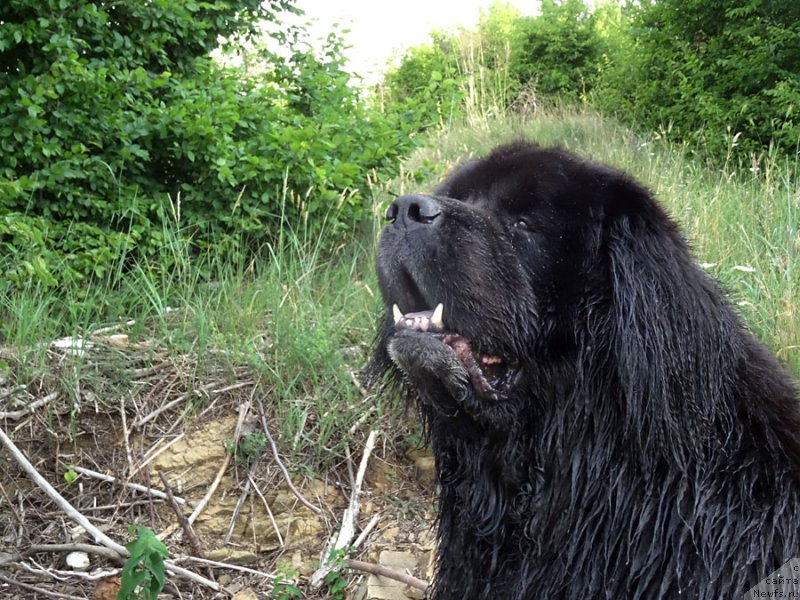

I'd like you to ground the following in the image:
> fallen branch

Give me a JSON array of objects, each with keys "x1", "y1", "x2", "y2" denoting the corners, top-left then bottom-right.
[
  {"x1": 175, "y1": 555, "x2": 277, "y2": 580},
  {"x1": 27, "y1": 543, "x2": 123, "y2": 563},
  {"x1": 310, "y1": 430, "x2": 378, "y2": 589},
  {"x1": 344, "y1": 558, "x2": 429, "y2": 594},
  {"x1": 0, "y1": 391, "x2": 59, "y2": 421},
  {"x1": 352, "y1": 513, "x2": 380, "y2": 550},
  {"x1": 159, "y1": 472, "x2": 204, "y2": 557},
  {"x1": 0, "y1": 573, "x2": 85, "y2": 600},
  {"x1": 69, "y1": 465, "x2": 188, "y2": 506},
  {"x1": 248, "y1": 472, "x2": 284, "y2": 547},
  {"x1": 136, "y1": 382, "x2": 221, "y2": 427},
  {"x1": 130, "y1": 433, "x2": 185, "y2": 477},
  {"x1": 17, "y1": 559, "x2": 118, "y2": 581},
  {"x1": 0, "y1": 426, "x2": 126, "y2": 554},
  {"x1": 257, "y1": 396, "x2": 321, "y2": 514},
  {"x1": 188, "y1": 400, "x2": 251, "y2": 525}
]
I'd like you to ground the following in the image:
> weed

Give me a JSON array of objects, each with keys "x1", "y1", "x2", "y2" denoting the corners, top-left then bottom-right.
[
  {"x1": 271, "y1": 565, "x2": 302, "y2": 599},
  {"x1": 118, "y1": 525, "x2": 169, "y2": 600},
  {"x1": 324, "y1": 548, "x2": 351, "y2": 600},
  {"x1": 230, "y1": 431, "x2": 268, "y2": 466}
]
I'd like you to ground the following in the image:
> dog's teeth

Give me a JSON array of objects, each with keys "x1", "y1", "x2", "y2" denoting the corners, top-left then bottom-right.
[
  {"x1": 431, "y1": 303, "x2": 444, "y2": 328},
  {"x1": 392, "y1": 304, "x2": 403, "y2": 324}
]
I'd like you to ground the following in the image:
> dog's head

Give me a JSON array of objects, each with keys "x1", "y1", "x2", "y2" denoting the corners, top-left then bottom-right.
[{"x1": 374, "y1": 141, "x2": 672, "y2": 406}]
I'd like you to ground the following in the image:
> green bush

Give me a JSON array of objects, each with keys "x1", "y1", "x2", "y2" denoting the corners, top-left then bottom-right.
[
  {"x1": 510, "y1": 0, "x2": 603, "y2": 100},
  {"x1": 0, "y1": 0, "x2": 417, "y2": 288},
  {"x1": 380, "y1": 37, "x2": 465, "y2": 130},
  {"x1": 593, "y1": 0, "x2": 800, "y2": 160}
]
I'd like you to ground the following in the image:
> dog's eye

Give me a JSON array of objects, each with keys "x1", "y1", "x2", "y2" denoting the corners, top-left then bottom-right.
[{"x1": 513, "y1": 219, "x2": 533, "y2": 232}]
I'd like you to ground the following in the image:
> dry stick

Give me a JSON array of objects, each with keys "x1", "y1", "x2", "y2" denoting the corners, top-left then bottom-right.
[
  {"x1": 223, "y1": 455, "x2": 267, "y2": 545},
  {"x1": 344, "y1": 559, "x2": 429, "y2": 594},
  {"x1": 187, "y1": 400, "x2": 251, "y2": 526},
  {"x1": 256, "y1": 396, "x2": 322, "y2": 515},
  {"x1": 28, "y1": 543, "x2": 122, "y2": 562},
  {"x1": 69, "y1": 465, "x2": 189, "y2": 506},
  {"x1": 0, "y1": 427, "x2": 222, "y2": 593},
  {"x1": 119, "y1": 396, "x2": 135, "y2": 474},
  {"x1": 136, "y1": 381, "x2": 221, "y2": 427},
  {"x1": 0, "y1": 384, "x2": 26, "y2": 401},
  {"x1": 223, "y1": 475, "x2": 251, "y2": 544},
  {"x1": 158, "y1": 472, "x2": 205, "y2": 558},
  {"x1": 0, "y1": 573, "x2": 86, "y2": 600},
  {"x1": 310, "y1": 430, "x2": 379, "y2": 589},
  {"x1": 17, "y1": 560, "x2": 118, "y2": 581},
  {"x1": 352, "y1": 513, "x2": 380, "y2": 550},
  {"x1": 0, "y1": 391, "x2": 59, "y2": 421},
  {"x1": 90, "y1": 319, "x2": 136, "y2": 336},
  {"x1": 129, "y1": 433, "x2": 185, "y2": 477},
  {"x1": 175, "y1": 555, "x2": 277, "y2": 580},
  {"x1": 247, "y1": 472, "x2": 284, "y2": 547}
]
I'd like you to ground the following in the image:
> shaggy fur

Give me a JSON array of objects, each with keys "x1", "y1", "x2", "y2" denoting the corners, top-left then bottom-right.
[{"x1": 371, "y1": 142, "x2": 800, "y2": 599}]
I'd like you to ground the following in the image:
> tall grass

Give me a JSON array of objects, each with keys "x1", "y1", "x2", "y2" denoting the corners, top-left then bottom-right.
[{"x1": 0, "y1": 187, "x2": 386, "y2": 469}]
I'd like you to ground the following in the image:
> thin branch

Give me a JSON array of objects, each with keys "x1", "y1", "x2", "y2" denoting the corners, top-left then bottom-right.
[
  {"x1": 0, "y1": 426, "x2": 222, "y2": 594},
  {"x1": 136, "y1": 381, "x2": 221, "y2": 427},
  {"x1": 0, "y1": 391, "x2": 59, "y2": 420},
  {"x1": 248, "y1": 472, "x2": 284, "y2": 547},
  {"x1": 69, "y1": 465, "x2": 189, "y2": 505},
  {"x1": 174, "y1": 555, "x2": 277, "y2": 580},
  {"x1": 129, "y1": 433, "x2": 185, "y2": 477},
  {"x1": 120, "y1": 396, "x2": 134, "y2": 474},
  {"x1": 352, "y1": 513, "x2": 381, "y2": 550},
  {"x1": 344, "y1": 558, "x2": 429, "y2": 594},
  {"x1": 310, "y1": 430, "x2": 378, "y2": 589},
  {"x1": 188, "y1": 399, "x2": 252, "y2": 525},
  {"x1": 224, "y1": 475, "x2": 251, "y2": 544},
  {"x1": 17, "y1": 559, "x2": 118, "y2": 581},
  {"x1": 0, "y1": 573, "x2": 85, "y2": 600},
  {"x1": 159, "y1": 472, "x2": 204, "y2": 557},
  {"x1": 0, "y1": 426, "x2": 126, "y2": 554},
  {"x1": 27, "y1": 543, "x2": 123, "y2": 563},
  {"x1": 256, "y1": 396, "x2": 321, "y2": 514}
]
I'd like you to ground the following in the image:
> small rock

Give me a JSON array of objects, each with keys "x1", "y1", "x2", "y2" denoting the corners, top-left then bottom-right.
[{"x1": 66, "y1": 551, "x2": 90, "y2": 570}]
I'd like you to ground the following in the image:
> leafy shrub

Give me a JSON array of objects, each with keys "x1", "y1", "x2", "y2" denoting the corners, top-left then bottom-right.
[
  {"x1": 510, "y1": 0, "x2": 604, "y2": 100},
  {"x1": 593, "y1": 0, "x2": 800, "y2": 160},
  {"x1": 0, "y1": 0, "x2": 417, "y2": 287},
  {"x1": 380, "y1": 38, "x2": 465, "y2": 130},
  {"x1": 119, "y1": 525, "x2": 169, "y2": 600}
]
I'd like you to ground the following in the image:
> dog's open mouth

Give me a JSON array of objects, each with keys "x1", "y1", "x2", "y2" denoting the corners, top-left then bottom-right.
[{"x1": 392, "y1": 303, "x2": 516, "y2": 399}]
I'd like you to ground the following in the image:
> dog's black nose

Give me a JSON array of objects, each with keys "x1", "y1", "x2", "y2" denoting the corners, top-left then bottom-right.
[{"x1": 385, "y1": 195, "x2": 442, "y2": 227}]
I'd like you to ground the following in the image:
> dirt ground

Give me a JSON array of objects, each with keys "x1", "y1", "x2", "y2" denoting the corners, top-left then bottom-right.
[{"x1": 0, "y1": 335, "x2": 437, "y2": 599}]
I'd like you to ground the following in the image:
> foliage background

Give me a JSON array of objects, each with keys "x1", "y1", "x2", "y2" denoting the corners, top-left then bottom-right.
[
  {"x1": 0, "y1": 0, "x2": 798, "y2": 296},
  {"x1": 0, "y1": 0, "x2": 418, "y2": 288},
  {"x1": 380, "y1": 0, "x2": 800, "y2": 162}
]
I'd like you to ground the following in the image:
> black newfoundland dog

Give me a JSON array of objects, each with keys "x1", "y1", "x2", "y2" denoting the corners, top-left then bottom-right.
[{"x1": 371, "y1": 142, "x2": 800, "y2": 599}]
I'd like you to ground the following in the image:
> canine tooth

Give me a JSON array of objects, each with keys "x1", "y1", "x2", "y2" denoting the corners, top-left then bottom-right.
[
  {"x1": 431, "y1": 303, "x2": 444, "y2": 328},
  {"x1": 392, "y1": 304, "x2": 403, "y2": 324}
]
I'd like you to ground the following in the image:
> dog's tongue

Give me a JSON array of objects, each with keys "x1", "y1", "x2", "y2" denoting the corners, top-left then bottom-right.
[{"x1": 393, "y1": 303, "x2": 445, "y2": 332}]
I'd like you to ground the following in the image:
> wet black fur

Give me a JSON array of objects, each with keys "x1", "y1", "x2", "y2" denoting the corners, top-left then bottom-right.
[{"x1": 370, "y1": 142, "x2": 800, "y2": 599}]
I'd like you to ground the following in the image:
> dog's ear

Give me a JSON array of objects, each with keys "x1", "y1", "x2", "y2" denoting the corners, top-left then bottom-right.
[{"x1": 602, "y1": 175, "x2": 738, "y2": 467}]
